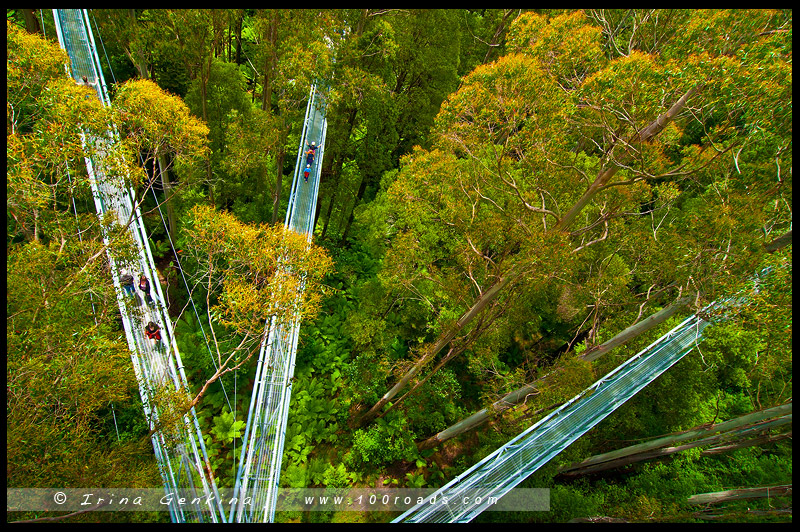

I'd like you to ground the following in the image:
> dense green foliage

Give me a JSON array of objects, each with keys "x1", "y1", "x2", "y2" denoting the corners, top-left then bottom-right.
[{"x1": 7, "y1": 8, "x2": 791, "y2": 523}]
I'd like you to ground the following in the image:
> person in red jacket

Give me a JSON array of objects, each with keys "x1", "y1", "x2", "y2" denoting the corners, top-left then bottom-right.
[{"x1": 145, "y1": 321, "x2": 162, "y2": 349}]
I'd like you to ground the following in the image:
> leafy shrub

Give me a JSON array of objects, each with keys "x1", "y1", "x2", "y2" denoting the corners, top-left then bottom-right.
[{"x1": 346, "y1": 416, "x2": 417, "y2": 469}]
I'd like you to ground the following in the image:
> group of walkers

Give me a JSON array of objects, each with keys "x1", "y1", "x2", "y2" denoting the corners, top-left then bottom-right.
[
  {"x1": 120, "y1": 270, "x2": 154, "y2": 305},
  {"x1": 120, "y1": 270, "x2": 163, "y2": 350},
  {"x1": 303, "y1": 140, "x2": 318, "y2": 182}
]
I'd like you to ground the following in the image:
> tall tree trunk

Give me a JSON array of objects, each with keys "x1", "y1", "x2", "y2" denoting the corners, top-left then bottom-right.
[
  {"x1": 339, "y1": 174, "x2": 368, "y2": 243},
  {"x1": 320, "y1": 153, "x2": 341, "y2": 239},
  {"x1": 322, "y1": 107, "x2": 357, "y2": 239},
  {"x1": 234, "y1": 10, "x2": 244, "y2": 65},
  {"x1": 158, "y1": 153, "x2": 178, "y2": 242},
  {"x1": 131, "y1": 46, "x2": 176, "y2": 242},
  {"x1": 765, "y1": 228, "x2": 792, "y2": 253},
  {"x1": 687, "y1": 484, "x2": 792, "y2": 506},
  {"x1": 226, "y1": 12, "x2": 232, "y2": 62},
  {"x1": 557, "y1": 403, "x2": 792, "y2": 478},
  {"x1": 483, "y1": 9, "x2": 518, "y2": 63},
  {"x1": 22, "y1": 9, "x2": 41, "y2": 34},
  {"x1": 271, "y1": 115, "x2": 287, "y2": 224},
  {"x1": 359, "y1": 272, "x2": 516, "y2": 425},
  {"x1": 417, "y1": 295, "x2": 696, "y2": 450},
  {"x1": 261, "y1": 10, "x2": 277, "y2": 112},
  {"x1": 125, "y1": 10, "x2": 150, "y2": 79},
  {"x1": 581, "y1": 295, "x2": 692, "y2": 362}
]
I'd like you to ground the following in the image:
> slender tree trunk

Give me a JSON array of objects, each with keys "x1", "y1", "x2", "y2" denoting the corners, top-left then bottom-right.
[
  {"x1": 234, "y1": 11, "x2": 244, "y2": 65},
  {"x1": 359, "y1": 271, "x2": 517, "y2": 425},
  {"x1": 262, "y1": 10, "x2": 277, "y2": 113},
  {"x1": 568, "y1": 517, "x2": 628, "y2": 524},
  {"x1": 687, "y1": 484, "x2": 792, "y2": 506},
  {"x1": 132, "y1": 45, "x2": 177, "y2": 244},
  {"x1": 322, "y1": 107, "x2": 357, "y2": 239},
  {"x1": 560, "y1": 416, "x2": 791, "y2": 478},
  {"x1": 340, "y1": 172, "x2": 369, "y2": 243},
  {"x1": 582, "y1": 295, "x2": 692, "y2": 362},
  {"x1": 555, "y1": 83, "x2": 703, "y2": 232},
  {"x1": 700, "y1": 430, "x2": 792, "y2": 456},
  {"x1": 765, "y1": 228, "x2": 792, "y2": 253},
  {"x1": 158, "y1": 153, "x2": 177, "y2": 242},
  {"x1": 22, "y1": 9, "x2": 42, "y2": 34},
  {"x1": 226, "y1": 11, "x2": 233, "y2": 62},
  {"x1": 125, "y1": 10, "x2": 150, "y2": 80},
  {"x1": 483, "y1": 9, "x2": 518, "y2": 63},
  {"x1": 320, "y1": 154, "x2": 341, "y2": 239},
  {"x1": 557, "y1": 403, "x2": 792, "y2": 478},
  {"x1": 271, "y1": 115, "x2": 287, "y2": 224}
]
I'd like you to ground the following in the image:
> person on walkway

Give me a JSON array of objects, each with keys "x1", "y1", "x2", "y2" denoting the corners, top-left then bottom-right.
[
  {"x1": 306, "y1": 140, "x2": 318, "y2": 154},
  {"x1": 303, "y1": 165, "x2": 311, "y2": 182},
  {"x1": 144, "y1": 321, "x2": 162, "y2": 349},
  {"x1": 120, "y1": 270, "x2": 135, "y2": 298},
  {"x1": 305, "y1": 149, "x2": 315, "y2": 167},
  {"x1": 77, "y1": 75, "x2": 97, "y2": 100},
  {"x1": 139, "y1": 274, "x2": 154, "y2": 306}
]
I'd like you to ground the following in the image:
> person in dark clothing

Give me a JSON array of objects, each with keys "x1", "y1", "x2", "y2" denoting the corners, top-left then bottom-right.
[
  {"x1": 77, "y1": 75, "x2": 97, "y2": 100},
  {"x1": 139, "y1": 274, "x2": 154, "y2": 306},
  {"x1": 306, "y1": 140, "x2": 318, "y2": 154},
  {"x1": 144, "y1": 321, "x2": 162, "y2": 348},
  {"x1": 303, "y1": 165, "x2": 311, "y2": 182},
  {"x1": 120, "y1": 270, "x2": 135, "y2": 298},
  {"x1": 305, "y1": 149, "x2": 315, "y2": 166}
]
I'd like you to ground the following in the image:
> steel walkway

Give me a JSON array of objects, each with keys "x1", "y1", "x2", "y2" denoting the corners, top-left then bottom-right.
[
  {"x1": 393, "y1": 287, "x2": 768, "y2": 523},
  {"x1": 394, "y1": 312, "x2": 710, "y2": 522},
  {"x1": 52, "y1": 9, "x2": 225, "y2": 523},
  {"x1": 229, "y1": 83, "x2": 328, "y2": 523}
]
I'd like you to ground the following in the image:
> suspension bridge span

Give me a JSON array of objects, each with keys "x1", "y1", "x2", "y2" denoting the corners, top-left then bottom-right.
[
  {"x1": 53, "y1": 8, "x2": 328, "y2": 523},
  {"x1": 394, "y1": 278, "x2": 770, "y2": 523},
  {"x1": 229, "y1": 83, "x2": 328, "y2": 523}
]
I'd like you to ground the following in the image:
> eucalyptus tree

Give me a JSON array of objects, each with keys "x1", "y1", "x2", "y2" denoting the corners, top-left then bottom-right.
[
  {"x1": 356, "y1": 9, "x2": 792, "y2": 427},
  {"x1": 178, "y1": 205, "x2": 333, "y2": 409},
  {"x1": 316, "y1": 9, "x2": 464, "y2": 241}
]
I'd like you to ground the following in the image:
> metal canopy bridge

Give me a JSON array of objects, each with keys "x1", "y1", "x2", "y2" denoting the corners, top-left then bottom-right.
[
  {"x1": 53, "y1": 9, "x2": 775, "y2": 526},
  {"x1": 54, "y1": 8, "x2": 328, "y2": 523},
  {"x1": 52, "y1": 9, "x2": 225, "y2": 523},
  {"x1": 395, "y1": 308, "x2": 711, "y2": 522},
  {"x1": 229, "y1": 83, "x2": 328, "y2": 523}
]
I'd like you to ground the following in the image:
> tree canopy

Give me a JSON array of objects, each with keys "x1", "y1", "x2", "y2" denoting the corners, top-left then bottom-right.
[{"x1": 6, "y1": 9, "x2": 791, "y2": 524}]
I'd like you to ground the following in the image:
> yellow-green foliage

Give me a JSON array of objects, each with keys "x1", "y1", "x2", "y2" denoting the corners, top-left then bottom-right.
[{"x1": 184, "y1": 204, "x2": 334, "y2": 333}]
